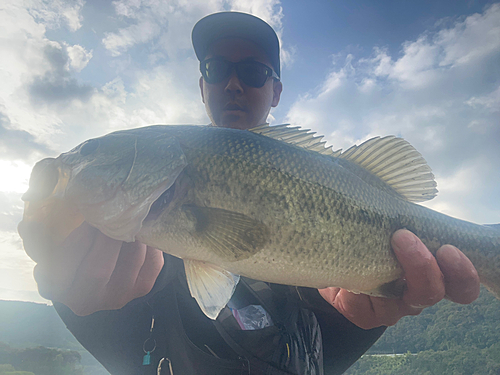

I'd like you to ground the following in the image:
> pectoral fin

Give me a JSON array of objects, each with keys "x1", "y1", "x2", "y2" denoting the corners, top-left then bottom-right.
[
  {"x1": 184, "y1": 259, "x2": 240, "y2": 319},
  {"x1": 183, "y1": 205, "x2": 269, "y2": 261}
]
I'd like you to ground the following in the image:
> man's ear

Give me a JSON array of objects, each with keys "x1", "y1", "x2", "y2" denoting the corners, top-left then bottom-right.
[
  {"x1": 199, "y1": 76, "x2": 205, "y2": 104},
  {"x1": 271, "y1": 80, "x2": 283, "y2": 107}
]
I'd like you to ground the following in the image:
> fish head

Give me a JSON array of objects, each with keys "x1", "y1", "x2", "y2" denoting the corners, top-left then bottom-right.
[{"x1": 21, "y1": 131, "x2": 188, "y2": 244}]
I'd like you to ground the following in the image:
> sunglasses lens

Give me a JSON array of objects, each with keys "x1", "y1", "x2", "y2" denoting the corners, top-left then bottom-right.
[
  {"x1": 201, "y1": 59, "x2": 273, "y2": 88},
  {"x1": 237, "y1": 62, "x2": 269, "y2": 88},
  {"x1": 202, "y1": 59, "x2": 231, "y2": 84}
]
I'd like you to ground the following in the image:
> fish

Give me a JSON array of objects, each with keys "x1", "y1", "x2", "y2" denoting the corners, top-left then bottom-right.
[{"x1": 19, "y1": 124, "x2": 500, "y2": 319}]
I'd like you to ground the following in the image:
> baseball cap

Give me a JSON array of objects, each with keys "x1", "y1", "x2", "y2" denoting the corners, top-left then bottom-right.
[{"x1": 192, "y1": 11, "x2": 280, "y2": 79}]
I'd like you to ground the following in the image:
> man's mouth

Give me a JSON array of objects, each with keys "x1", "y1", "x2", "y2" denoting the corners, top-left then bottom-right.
[{"x1": 224, "y1": 103, "x2": 245, "y2": 111}]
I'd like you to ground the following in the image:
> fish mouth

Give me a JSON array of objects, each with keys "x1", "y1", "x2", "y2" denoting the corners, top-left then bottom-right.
[{"x1": 20, "y1": 158, "x2": 86, "y2": 247}]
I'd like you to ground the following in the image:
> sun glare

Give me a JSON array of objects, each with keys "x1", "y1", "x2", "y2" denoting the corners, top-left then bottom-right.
[{"x1": 0, "y1": 160, "x2": 32, "y2": 194}]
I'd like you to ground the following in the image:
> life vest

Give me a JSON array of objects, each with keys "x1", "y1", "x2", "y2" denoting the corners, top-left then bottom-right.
[{"x1": 150, "y1": 273, "x2": 323, "y2": 374}]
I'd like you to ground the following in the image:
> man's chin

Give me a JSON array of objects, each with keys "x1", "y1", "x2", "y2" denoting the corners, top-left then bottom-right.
[{"x1": 220, "y1": 113, "x2": 254, "y2": 130}]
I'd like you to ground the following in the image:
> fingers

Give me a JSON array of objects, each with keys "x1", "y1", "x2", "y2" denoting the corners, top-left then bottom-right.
[
  {"x1": 21, "y1": 217, "x2": 164, "y2": 316},
  {"x1": 103, "y1": 242, "x2": 164, "y2": 307},
  {"x1": 18, "y1": 220, "x2": 51, "y2": 263},
  {"x1": 32, "y1": 222, "x2": 98, "y2": 299},
  {"x1": 391, "y1": 229, "x2": 445, "y2": 308},
  {"x1": 326, "y1": 288, "x2": 422, "y2": 329},
  {"x1": 104, "y1": 241, "x2": 149, "y2": 304},
  {"x1": 323, "y1": 230, "x2": 480, "y2": 331},
  {"x1": 436, "y1": 245, "x2": 480, "y2": 304},
  {"x1": 331, "y1": 290, "x2": 379, "y2": 329},
  {"x1": 62, "y1": 238, "x2": 164, "y2": 316},
  {"x1": 134, "y1": 246, "x2": 164, "y2": 298}
]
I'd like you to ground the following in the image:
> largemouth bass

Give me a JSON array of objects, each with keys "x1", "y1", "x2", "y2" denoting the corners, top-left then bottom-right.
[{"x1": 19, "y1": 124, "x2": 500, "y2": 319}]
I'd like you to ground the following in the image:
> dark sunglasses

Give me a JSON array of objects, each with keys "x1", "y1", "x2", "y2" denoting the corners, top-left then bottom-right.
[{"x1": 200, "y1": 58, "x2": 280, "y2": 88}]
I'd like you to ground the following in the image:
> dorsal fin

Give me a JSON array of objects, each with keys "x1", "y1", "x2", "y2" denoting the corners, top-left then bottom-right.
[
  {"x1": 250, "y1": 125, "x2": 437, "y2": 203},
  {"x1": 339, "y1": 136, "x2": 437, "y2": 202},
  {"x1": 250, "y1": 124, "x2": 342, "y2": 157}
]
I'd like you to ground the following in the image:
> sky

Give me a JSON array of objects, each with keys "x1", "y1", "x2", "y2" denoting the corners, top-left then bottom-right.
[{"x1": 0, "y1": 0, "x2": 499, "y2": 303}]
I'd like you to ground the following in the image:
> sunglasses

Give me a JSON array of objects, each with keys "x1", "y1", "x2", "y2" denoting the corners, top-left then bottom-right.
[{"x1": 200, "y1": 58, "x2": 280, "y2": 88}]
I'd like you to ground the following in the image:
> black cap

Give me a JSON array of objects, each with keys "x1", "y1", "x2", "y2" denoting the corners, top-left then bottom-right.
[{"x1": 192, "y1": 12, "x2": 280, "y2": 78}]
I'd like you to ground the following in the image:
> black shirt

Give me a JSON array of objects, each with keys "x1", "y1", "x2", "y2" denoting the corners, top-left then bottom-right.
[{"x1": 54, "y1": 254, "x2": 385, "y2": 374}]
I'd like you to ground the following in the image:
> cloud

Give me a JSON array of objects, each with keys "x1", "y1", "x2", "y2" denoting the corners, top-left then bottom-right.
[
  {"x1": 0, "y1": 110, "x2": 51, "y2": 160},
  {"x1": 285, "y1": 4, "x2": 500, "y2": 223},
  {"x1": 66, "y1": 44, "x2": 93, "y2": 72},
  {"x1": 466, "y1": 85, "x2": 500, "y2": 113},
  {"x1": 28, "y1": 42, "x2": 94, "y2": 106},
  {"x1": 101, "y1": 0, "x2": 295, "y2": 66},
  {"x1": 0, "y1": 230, "x2": 41, "y2": 301},
  {"x1": 0, "y1": 192, "x2": 24, "y2": 232},
  {"x1": 0, "y1": 1, "x2": 95, "y2": 150},
  {"x1": 102, "y1": 0, "x2": 224, "y2": 57},
  {"x1": 26, "y1": 0, "x2": 85, "y2": 32},
  {"x1": 229, "y1": 0, "x2": 295, "y2": 67}
]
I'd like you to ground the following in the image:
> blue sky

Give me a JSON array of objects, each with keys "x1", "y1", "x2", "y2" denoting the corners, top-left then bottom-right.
[{"x1": 0, "y1": 0, "x2": 499, "y2": 303}]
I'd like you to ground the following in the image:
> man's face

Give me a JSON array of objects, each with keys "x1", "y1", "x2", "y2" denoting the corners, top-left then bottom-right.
[{"x1": 199, "y1": 38, "x2": 283, "y2": 130}]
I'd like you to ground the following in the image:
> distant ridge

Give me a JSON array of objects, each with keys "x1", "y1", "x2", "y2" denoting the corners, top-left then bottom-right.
[
  {"x1": 0, "y1": 300, "x2": 78, "y2": 349},
  {"x1": 0, "y1": 300, "x2": 108, "y2": 374}
]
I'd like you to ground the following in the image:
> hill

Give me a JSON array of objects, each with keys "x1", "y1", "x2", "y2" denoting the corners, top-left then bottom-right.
[
  {"x1": 0, "y1": 301, "x2": 108, "y2": 374},
  {"x1": 344, "y1": 287, "x2": 500, "y2": 374}
]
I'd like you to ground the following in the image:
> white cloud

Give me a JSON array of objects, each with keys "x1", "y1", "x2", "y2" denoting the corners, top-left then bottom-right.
[
  {"x1": 101, "y1": 0, "x2": 295, "y2": 67},
  {"x1": 229, "y1": 0, "x2": 294, "y2": 67},
  {"x1": 103, "y1": 16, "x2": 161, "y2": 57},
  {"x1": 102, "y1": 0, "x2": 225, "y2": 57},
  {"x1": 285, "y1": 4, "x2": 500, "y2": 224},
  {"x1": 466, "y1": 85, "x2": 500, "y2": 113},
  {"x1": 25, "y1": 0, "x2": 85, "y2": 32},
  {"x1": 437, "y1": 4, "x2": 500, "y2": 67},
  {"x1": 66, "y1": 44, "x2": 93, "y2": 72}
]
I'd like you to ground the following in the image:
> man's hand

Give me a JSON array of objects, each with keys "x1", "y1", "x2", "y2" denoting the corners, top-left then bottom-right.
[
  {"x1": 318, "y1": 229, "x2": 480, "y2": 330},
  {"x1": 18, "y1": 221, "x2": 164, "y2": 316}
]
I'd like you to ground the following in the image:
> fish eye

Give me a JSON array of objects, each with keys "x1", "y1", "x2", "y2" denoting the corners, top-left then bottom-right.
[{"x1": 80, "y1": 139, "x2": 99, "y2": 156}]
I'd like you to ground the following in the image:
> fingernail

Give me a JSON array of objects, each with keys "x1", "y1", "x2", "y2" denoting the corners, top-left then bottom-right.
[{"x1": 409, "y1": 303, "x2": 431, "y2": 309}]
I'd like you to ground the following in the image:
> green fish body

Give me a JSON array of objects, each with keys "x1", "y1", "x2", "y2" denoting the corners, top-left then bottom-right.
[{"x1": 21, "y1": 125, "x2": 500, "y2": 319}]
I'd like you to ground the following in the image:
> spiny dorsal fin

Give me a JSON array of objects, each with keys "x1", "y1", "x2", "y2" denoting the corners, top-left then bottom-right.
[
  {"x1": 250, "y1": 124, "x2": 341, "y2": 157},
  {"x1": 339, "y1": 136, "x2": 437, "y2": 202}
]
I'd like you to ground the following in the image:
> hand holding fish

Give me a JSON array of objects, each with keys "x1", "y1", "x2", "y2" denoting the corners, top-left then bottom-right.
[
  {"x1": 18, "y1": 221, "x2": 164, "y2": 316},
  {"x1": 318, "y1": 229, "x2": 481, "y2": 330}
]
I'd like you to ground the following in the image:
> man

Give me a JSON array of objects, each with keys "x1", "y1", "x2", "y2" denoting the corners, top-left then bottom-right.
[{"x1": 19, "y1": 12, "x2": 480, "y2": 375}]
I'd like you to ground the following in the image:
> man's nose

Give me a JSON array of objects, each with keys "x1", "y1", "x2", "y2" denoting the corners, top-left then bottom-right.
[{"x1": 224, "y1": 70, "x2": 244, "y2": 95}]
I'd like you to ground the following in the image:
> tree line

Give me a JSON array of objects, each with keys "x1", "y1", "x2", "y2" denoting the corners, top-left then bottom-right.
[{"x1": 344, "y1": 287, "x2": 500, "y2": 375}]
